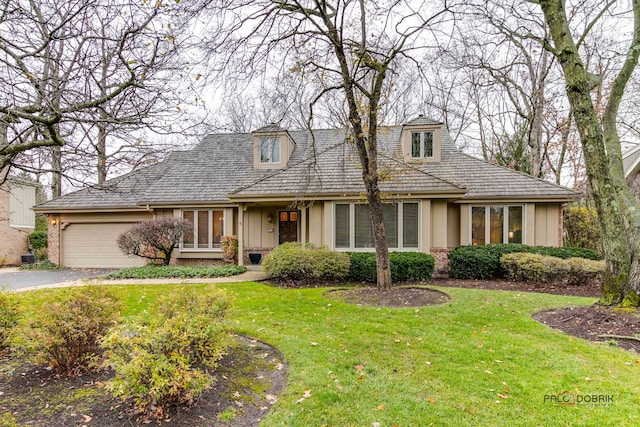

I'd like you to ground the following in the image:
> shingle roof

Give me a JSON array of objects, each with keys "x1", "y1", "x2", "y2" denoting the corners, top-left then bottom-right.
[{"x1": 35, "y1": 122, "x2": 578, "y2": 211}]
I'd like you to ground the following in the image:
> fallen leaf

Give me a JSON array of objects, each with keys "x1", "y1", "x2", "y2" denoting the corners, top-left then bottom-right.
[
  {"x1": 233, "y1": 391, "x2": 241, "y2": 398},
  {"x1": 355, "y1": 364, "x2": 364, "y2": 373},
  {"x1": 303, "y1": 390, "x2": 312, "y2": 398},
  {"x1": 376, "y1": 404, "x2": 385, "y2": 410},
  {"x1": 296, "y1": 398, "x2": 305, "y2": 404},
  {"x1": 427, "y1": 397, "x2": 436, "y2": 403},
  {"x1": 585, "y1": 377, "x2": 592, "y2": 382},
  {"x1": 311, "y1": 342, "x2": 318, "y2": 346},
  {"x1": 82, "y1": 415, "x2": 92, "y2": 422},
  {"x1": 497, "y1": 393, "x2": 508, "y2": 399},
  {"x1": 372, "y1": 423, "x2": 381, "y2": 427},
  {"x1": 485, "y1": 370, "x2": 493, "y2": 375}
]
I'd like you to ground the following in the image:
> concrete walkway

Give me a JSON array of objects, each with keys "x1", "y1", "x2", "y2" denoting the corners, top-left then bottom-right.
[{"x1": 11, "y1": 270, "x2": 271, "y2": 292}]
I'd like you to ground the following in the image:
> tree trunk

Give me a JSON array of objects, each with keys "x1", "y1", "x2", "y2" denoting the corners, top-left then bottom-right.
[
  {"x1": 539, "y1": 0, "x2": 640, "y2": 305},
  {"x1": 51, "y1": 144, "x2": 62, "y2": 198}
]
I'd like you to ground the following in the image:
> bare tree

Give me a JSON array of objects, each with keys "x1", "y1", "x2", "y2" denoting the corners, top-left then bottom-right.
[
  {"x1": 0, "y1": 0, "x2": 208, "y2": 194},
  {"x1": 203, "y1": 1, "x2": 453, "y2": 290}
]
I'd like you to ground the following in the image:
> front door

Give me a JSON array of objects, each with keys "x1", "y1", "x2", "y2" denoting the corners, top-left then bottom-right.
[{"x1": 278, "y1": 210, "x2": 299, "y2": 244}]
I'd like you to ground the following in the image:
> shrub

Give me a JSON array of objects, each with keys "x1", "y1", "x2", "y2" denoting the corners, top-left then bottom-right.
[
  {"x1": 29, "y1": 286, "x2": 122, "y2": 374},
  {"x1": 563, "y1": 205, "x2": 600, "y2": 250},
  {"x1": 0, "y1": 290, "x2": 20, "y2": 352},
  {"x1": 348, "y1": 252, "x2": 435, "y2": 283},
  {"x1": 106, "y1": 265, "x2": 246, "y2": 279},
  {"x1": 348, "y1": 253, "x2": 378, "y2": 283},
  {"x1": 262, "y1": 243, "x2": 350, "y2": 284},
  {"x1": 500, "y1": 253, "x2": 605, "y2": 285},
  {"x1": 448, "y1": 244, "x2": 601, "y2": 280},
  {"x1": 220, "y1": 235, "x2": 238, "y2": 264},
  {"x1": 28, "y1": 230, "x2": 48, "y2": 260},
  {"x1": 102, "y1": 287, "x2": 230, "y2": 415},
  {"x1": 565, "y1": 257, "x2": 606, "y2": 285},
  {"x1": 117, "y1": 218, "x2": 192, "y2": 266}
]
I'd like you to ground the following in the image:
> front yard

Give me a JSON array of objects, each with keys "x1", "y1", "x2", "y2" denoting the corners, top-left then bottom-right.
[{"x1": 6, "y1": 282, "x2": 640, "y2": 426}]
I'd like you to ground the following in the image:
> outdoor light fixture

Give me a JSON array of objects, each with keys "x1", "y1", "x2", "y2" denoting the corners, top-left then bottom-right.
[{"x1": 50, "y1": 217, "x2": 57, "y2": 226}]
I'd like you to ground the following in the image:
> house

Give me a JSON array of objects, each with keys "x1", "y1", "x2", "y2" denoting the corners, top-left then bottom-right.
[
  {"x1": 624, "y1": 145, "x2": 640, "y2": 198},
  {"x1": 0, "y1": 177, "x2": 38, "y2": 266},
  {"x1": 34, "y1": 116, "x2": 578, "y2": 270}
]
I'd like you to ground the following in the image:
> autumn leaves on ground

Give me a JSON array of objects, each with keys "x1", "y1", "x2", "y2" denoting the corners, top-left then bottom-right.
[{"x1": 2, "y1": 281, "x2": 640, "y2": 426}]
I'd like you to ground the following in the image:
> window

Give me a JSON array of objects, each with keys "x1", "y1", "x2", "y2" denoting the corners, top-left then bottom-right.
[
  {"x1": 411, "y1": 131, "x2": 434, "y2": 158},
  {"x1": 182, "y1": 209, "x2": 224, "y2": 250},
  {"x1": 471, "y1": 205, "x2": 523, "y2": 245},
  {"x1": 335, "y1": 202, "x2": 419, "y2": 250},
  {"x1": 260, "y1": 137, "x2": 280, "y2": 163}
]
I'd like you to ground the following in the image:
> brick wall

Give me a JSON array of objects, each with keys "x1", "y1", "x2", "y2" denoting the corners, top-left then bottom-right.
[
  {"x1": 47, "y1": 215, "x2": 61, "y2": 265},
  {"x1": 243, "y1": 247, "x2": 274, "y2": 265},
  {"x1": 430, "y1": 247, "x2": 451, "y2": 276},
  {"x1": 0, "y1": 186, "x2": 30, "y2": 266}
]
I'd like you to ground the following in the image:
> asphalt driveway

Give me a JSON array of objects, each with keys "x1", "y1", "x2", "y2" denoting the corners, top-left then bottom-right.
[{"x1": 0, "y1": 268, "x2": 112, "y2": 291}]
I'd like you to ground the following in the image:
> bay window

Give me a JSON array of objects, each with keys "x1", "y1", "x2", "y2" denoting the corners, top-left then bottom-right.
[
  {"x1": 182, "y1": 209, "x2": 224, "y2": 250},
  {"x1": 335, "y1": 202, "x2": 419, "y2": 250},
  {"x1": 471, "y1": 205, "x2": 523, "y2": 245}
]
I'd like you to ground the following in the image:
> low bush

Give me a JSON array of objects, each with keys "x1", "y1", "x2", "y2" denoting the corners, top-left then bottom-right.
[
  {"x1": 28, "y1": 230, "x2": 48, "y2": 260},
  {"x1": 106, "y1": 264, "x2": 246, "y2": 279},
  {"x1": 348, "y1": 252, "x2": 435, "y2": 283},
  {"x1": 500, "y1": 252, "x2": 605, "y2": 285},
  {"x1": 565, "y1": 257, "x2": 606, "y2": 285},
  {"x1": 19, "y1": 260, "x2": 65, "y2": 270},
  {"x1": 29, "y1": 286, "x2": 122, "y2": 374},
  {"x1": 448, "y1": 244, "x2": 601, "y2": 280},
  {"x1": 0, "y1": 290, "x2": 20, "y2": 352},
  {"x1": 102, "y1": 286, "x2": 230, "y2": 415},
  {"x1": 262, "y1": 243, "x2": 350, "y2": 284}
]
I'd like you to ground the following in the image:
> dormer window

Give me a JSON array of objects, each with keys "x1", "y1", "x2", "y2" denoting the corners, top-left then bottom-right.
[
  {"x1": 411, "y1": 131, "x2": 434, "y2": 158},
  {"x1": 401, "y1": 116, "x2": 442, "y2": 163},
  {"x1": 252, "y1": 123, "x2": 295, "y2": 169},
  {"x1": 260, "y1": 137, "x2": 280, "y2": 163}
]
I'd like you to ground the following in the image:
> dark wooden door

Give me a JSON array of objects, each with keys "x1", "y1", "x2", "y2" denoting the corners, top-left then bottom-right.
[{"x1": 278, "y1": 211, "x2": 298, "y2": 244}]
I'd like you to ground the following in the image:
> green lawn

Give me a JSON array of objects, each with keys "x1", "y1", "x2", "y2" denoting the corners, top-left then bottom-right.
[{"x1": 18, "y1": 283, "x2": 640, "y2": 426}]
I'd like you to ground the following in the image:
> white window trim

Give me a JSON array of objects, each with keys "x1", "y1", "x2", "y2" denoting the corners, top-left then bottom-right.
[
  {"x1": 469, "y1": 204, "x2": 525, "y2": 245},
  {"x1": 333, "y1": 202, "x2": 421, "y2": 251},
  {"x1": 180, "y1": 208, "x2": 226, "y2": 252}
]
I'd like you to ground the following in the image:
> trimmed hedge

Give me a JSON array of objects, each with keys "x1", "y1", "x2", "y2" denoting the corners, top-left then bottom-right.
[
  {"x1": 500, "y1": 252, "x2": 605, "y2": 285},
  {"x1": 262, "y1": 243, "x2": 351, "y2": 284},
  {"x1": 106, "y1": 265, "x2": 246, "y2": 279},
  {"x1": 448, "y1": 244, "x2": 601, "y2": 280},
  {"x1": 348, "y1": 252, "x2": 435, "y2": 283}
]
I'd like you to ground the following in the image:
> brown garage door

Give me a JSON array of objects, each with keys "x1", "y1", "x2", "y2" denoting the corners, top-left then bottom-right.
[{"x1": 61, "y1": 223, "x2": 145, "y2": 268}]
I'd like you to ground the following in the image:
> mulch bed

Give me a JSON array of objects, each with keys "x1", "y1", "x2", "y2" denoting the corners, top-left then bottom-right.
[
  {"x1": 0, "y1": 335, "x2": 287, "y2": 427},
  {"x1": 533, "y1": 305, "x2": 640, "y2": 353}
]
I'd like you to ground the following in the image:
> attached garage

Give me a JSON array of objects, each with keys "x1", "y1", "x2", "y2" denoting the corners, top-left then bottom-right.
[{"x1": 61, "y1": 222, "x2": 145, "y2": 268}]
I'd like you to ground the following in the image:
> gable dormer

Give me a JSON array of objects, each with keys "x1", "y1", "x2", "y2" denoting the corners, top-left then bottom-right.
[
  {"x1": 252, "y1": 123, "x2": 295, "y2": 169},
  {"x1": 401, "y1": 115, "x2": 442, "y2": 163}
]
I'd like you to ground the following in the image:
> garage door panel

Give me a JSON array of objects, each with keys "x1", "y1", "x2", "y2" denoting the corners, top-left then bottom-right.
[{"x1": 62, "y1": 223, "x2": 144, "y2": 268}]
